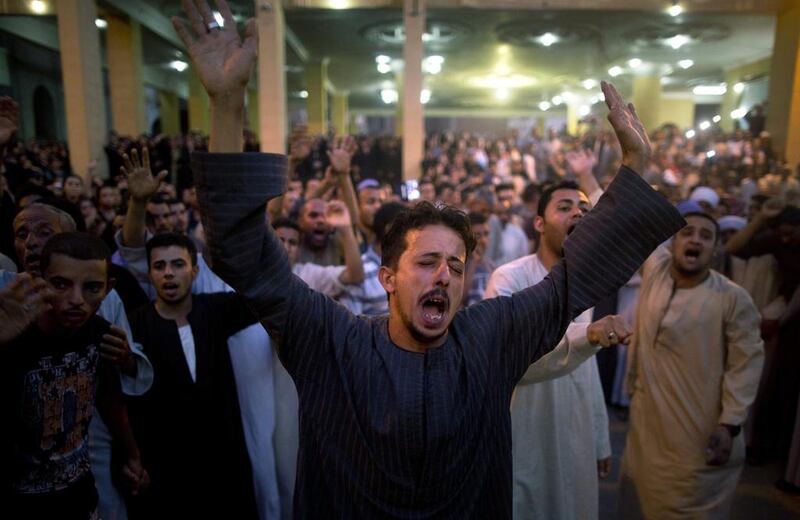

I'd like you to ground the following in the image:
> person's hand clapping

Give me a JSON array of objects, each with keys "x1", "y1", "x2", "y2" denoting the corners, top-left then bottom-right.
[
  {"x1": 122, "y1": 148, "x2": 168, "y2": 203},
  {"x1": 325, "y1": 200, "x2": 352, "y2": 229},
  {"x1": 0, "y1": 273, "x2": 50, "y2": 344},
  {"x1": 601, "y1": 81, "x2": 651, "y2": 175}
]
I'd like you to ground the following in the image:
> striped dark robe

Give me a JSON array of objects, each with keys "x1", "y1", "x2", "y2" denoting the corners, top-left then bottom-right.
[{"x1": 193, "y1": 152, "x2": 684, "y2": 519}]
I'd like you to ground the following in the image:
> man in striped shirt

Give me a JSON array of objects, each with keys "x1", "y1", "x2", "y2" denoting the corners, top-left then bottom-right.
[{"x1": 173, "y1": 1, "x2": 685, "y2": 517}]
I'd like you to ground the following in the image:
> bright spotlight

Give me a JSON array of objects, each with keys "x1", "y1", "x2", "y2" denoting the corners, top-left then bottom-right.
[
  {"x1": 667, "y1": 3, "x2": 683, "y2": 17},
  {"x1": 712, "y1": 115, "x2": 722, "y2": 123},
  {"x1": 495, "y1": 88, "x2": 510, "y2": 101},
  {"x1": 420, "y1": 89, "x2": 431, "y2": 104},
  {"x1": 552, "y1": 95, "x2": 563, "y2": 106},
  {"x1": 381, "y1": 89, "x2": 398, "y2": 104},
  {"x1": 95, "y1": 18, "x2": 108, "y2": 29},
  {"x1": 539, "y1": 33, "x2": 558, "y2": 47},
  {"x1": 628, "y1": 58, "x2": 642, "y2": 69},
  {"x1": 538, "y1": 101, "x2": 551, "y2": 111},
  {"x1": 734, "y1": 82, "x2": 745, "y2": 93},
  {"x1": 665, "y1": 34, "x2": 690, "y2": 49},
  {"x1": 608, "y1": 66, "x2": 623, "y2": 77},
  {"x1": 578, "y1": 105, "x2": 591, "y2": 117},
  {"x1": 678, "y1": 59, "x2": 694, "y2": 69},
  {"x1": 170, "y1": 60, "x2": 188, "y2": 72},
  {"x1": 299, "y1": 90, "x2": 309, "y2": 99},
  {"x1": 685, "y1": 129, "x2": 696, "y2": 139},
  {"x1": 699, "y1": 120, "x2": 711, "y2": 130},
  {"x1": 377, "y1": 63, "x2": 392, "y2": 74},
  {"x1": 582, "y1": 79, "x2": 597, "y2": 90},
  {"x1": 29, "y1": 0, "x2": 47, "y2": 14}
]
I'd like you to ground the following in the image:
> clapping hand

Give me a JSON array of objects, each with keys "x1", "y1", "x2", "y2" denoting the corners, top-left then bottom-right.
[
  {"x1": 171, "y1": 0, "x2": 256, "y2": 101},
  {"x1": 0, "y1": 273, "x2": 50, "y2": 344},
  {"x1": 327, "y1": 136, "x2": 358, "y2": 175},
  {"x1": 122, "y1": 148, "x2": 168, "y2": 203},
  {"x1": 325, "y1": 200, "x2": 352, "y2": 229},
  {"x1": 601, "y1": 81, "x2": 651, "y2": 175}
]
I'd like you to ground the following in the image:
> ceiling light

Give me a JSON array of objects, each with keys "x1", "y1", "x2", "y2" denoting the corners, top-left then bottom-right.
[
  {"x1": 469, "y1": 74, "x2": 536, "y2": 89},
  {"x1": 29, "y1": 0, "x2": 46, "y2": 14},
  {"x1": 706, "y1": 150, "x2": 716, "y2": 158},
  {"x1": 538, "y1": 101, "x2": 551, "y2": 111},
  {"x1": 423, "y1": 56, "x2": 444, "y2": 75},
  {"x1": 330, "y1": 0, "x2": 348, "y2": 8},
  {"x1": 497, "y1": 45, "x2": 510, "y2": 55},
  {"x1": 628, "y1": 58, "x2": 642, "y2": 69},
  {"x1": 552, "y1": 95, "x2": 563, "y2": 106},
  {"x1": 375, "y1": 55, "x2": 391, "y2": 64},
  {"x1": 667, "y1": 2, "x2": 683, "y2": 17},
  {"x1": 699, "y1": 120, "x2": 711, "y2": 130},
  {"x1": 169, "y1": 60, "x2": 188, "y2": 72},
  {"x1": 380, "y1": 89, "x2": 398, "y2": 104},
  {"x1": 731, "y1": 107, "x2": 747, "y2": 119},
  {"x1": 377, "y1": 63, "x2": 391, "y2": 74},
  {"x1": 420, "y1": 89, "x2": 431, "y2": 104},
  {"x1": 608, "y1": 66, "x2": 623, "y2": 77},
  {"x1": 579, "y1": 105, "x2": 591, "y2": 117},
  {"x1": 582, "y1": 79, "x2": 597, "y2": 90},
  {"x1": 299, "y1": 90, "x2": 309, "y2": 99},
  {"x1": 539, "y1": 33, "x2": 558, "y2": 47},
  {"x1": 495, "y1": 88, "x2": 510, "y2": 101},
  {"x1": 590, "y1": 96, "x2": 599, "y2": 104},
  {"x1": 712, "y1": 115, "x2": 722, "y2": 123},
  {"x1": 212, "y1": 11, "x2": 225, "y2": 27},
  {"x1": 599, "y1": 93, "x2": 605, "y2": 101},
  {"x1": 421, "y1": 32, "x2": 433, "y2": 42},
  {"x1": 734, "y1": 82, "x2": 745, "y2": 93},
  {"x1": 678, "y1": 59, "x2": 694, "y2": 69},
  {"x1": 685, "y1": 129, "x2": 696, "y2": 138},
  {"x1": 693, "y1": 85, "x2": 727, "y2": 96},
  {"x1": 95, "y1": 18, "x2": 108, "y2": 29},
  {"x1": 494, "y1": 63, "x2": 511, "y2": 75},
  {"x1": 665, "y1": 34, "x2": 690, "y2": 50},
  {"x1": 561, "y1": 91, "x2": 576, "y2": 103}
]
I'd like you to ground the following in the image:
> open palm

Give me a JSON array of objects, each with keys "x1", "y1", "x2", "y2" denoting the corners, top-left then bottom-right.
[{"x1": 172, "y1": 0, "x2": 257, "y2": 98}]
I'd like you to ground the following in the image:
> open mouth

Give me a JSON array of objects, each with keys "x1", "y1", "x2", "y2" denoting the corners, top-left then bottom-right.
[
  {"x1": 64, "y1": 309, "x2": 87, "y2": 322},
  {"x1": 162, "y1": 282, "x2": 179, "y2": 295},
  {"x1": 419, "y1": 290, "x2": 450, "y2": 328},
  {"x1": 684, "y1": 248, "x2": 701, "y2": 261}
]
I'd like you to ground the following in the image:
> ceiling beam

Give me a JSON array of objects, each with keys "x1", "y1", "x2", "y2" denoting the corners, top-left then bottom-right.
[{"x1": 101, "y1": 0, "x2": 184, "y2": 49}]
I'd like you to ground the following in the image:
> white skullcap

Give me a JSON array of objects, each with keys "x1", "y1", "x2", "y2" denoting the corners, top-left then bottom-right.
[{"x1": 689, "y1": 186, "x2": 720, "y2": 208}]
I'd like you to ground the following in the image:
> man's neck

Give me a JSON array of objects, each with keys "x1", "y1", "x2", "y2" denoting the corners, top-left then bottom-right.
[
  {"x1": 155, "y1": 295, "x2": 193, "y2": 326},
  {"x1": 537, "y1": 242, "x2": 559, "y2": 272},
  {"x1": 37, "y1": 312, "x2": 75, "y2": 337},
  {"x1": 669, "y1": 265, "x2": 711, "y2": 289}
]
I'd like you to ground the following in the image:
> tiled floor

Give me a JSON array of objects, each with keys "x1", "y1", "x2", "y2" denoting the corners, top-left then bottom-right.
[{"x1": 598, "y1": 408, "x2": 800, "y2": 519}]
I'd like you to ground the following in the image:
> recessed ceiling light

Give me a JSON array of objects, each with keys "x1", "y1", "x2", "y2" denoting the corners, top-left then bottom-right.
[
  {"x1": 375, "y1": 55, "x2": 391, "y2": 64},
  {"x1": 678, "y1": 59, "x2": 694, "y2": 69},
  {"x1": 608, "y1": 66, "x2": 623, "y2": 77},
  {"x1": 579, "y1": 105, "x2": 591, "y2": 117},
  {"x1": 666, "y1": 34, "x2": 690, "y2": 50},
  {"x1": 582, "y1": 79, "x2": 597, "y2": 90},
  {"x1": 538, "y1": 101, "x2": 551, "y2": 111},
  {"x1": 29, "y1": 0, "x2": 47, "y2": 14},
  {"x1": 552, "y1": 95, "x2": 563, "y2": 106},
  {"x1": 734, "y1": 82, "x2": 745, "y2": 93},
  {"x1": 628, "y1": 58, "x2": 642, "y2": 69},
  {"x1": 731, "y1": 107, "x2": 747, "y2": 119},
  {"x1": 420, "y1": 89, "x2": 431, "y2": 104},
  {"x1": 667, "y1": 3, "x2": 683, "y2": 17},
  {"x1": 712, "y1": 115, "x2": 722, "y2": 123},
  {"x1": 699, "y1": 120, "x2": 711, "y2": 130},
  {"x1": 299, "y1": 90, "x2": 309, "y2": 98},
  {"x1": 693, "y1": 85, "x2": 727, "y2": 96},
  {"x1": 706, "y1": 150, "x2": 716, "y2": 158},
  {"x1": 539, "y1": 33, "x2": 558, "y2": 47},
  {"x1": 423, "y1": 56, "x2": 444, "y2": 75},
  {"x1": 685, "y1": 129, "x2": 696, "y2": 138},
  {"x1": 380, "y1": 88, "x2": 398, "y2": 104},
  {"x1": 495, "y1": 88, "x2": 510, "y2": 101},
  {"x1": 377, "y1": 63, "x2": 391, "y2": 74},
  {"x1": 95, "y1": 18, "x2": 107, "y2": 29},
  {"x1": 169, "y1": 60, "x2": 188, "y2": 72}
]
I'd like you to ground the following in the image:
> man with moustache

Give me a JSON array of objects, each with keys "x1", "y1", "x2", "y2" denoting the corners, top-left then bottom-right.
[
  {"x1": 174, "y1": 1, "x2": 683, "y2": 515},
  {"x1": 618, "y1": 211, "x2": 765, "y2": 519},
  {"x1": 126, "y1": 233, "x2": 258, "y2": 519}
]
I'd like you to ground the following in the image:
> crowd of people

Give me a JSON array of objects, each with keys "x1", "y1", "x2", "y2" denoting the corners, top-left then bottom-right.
[{"x1": 1, "y1": 0, "x2": 799, "y2": 519}]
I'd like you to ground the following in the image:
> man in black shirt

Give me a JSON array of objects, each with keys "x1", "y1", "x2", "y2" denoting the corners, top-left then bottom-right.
[{"x1": 0, "y1": 233, "x2": 146, "y2": 519}]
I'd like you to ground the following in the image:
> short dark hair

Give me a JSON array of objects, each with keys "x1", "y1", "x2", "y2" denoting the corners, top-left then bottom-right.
[
  {"x1": 372, "y1": 201, "x2": 406, "y2": 244},
  {"x1": 537, "y1": 180, "x2": 582, "y2": 217},
  {"x1": 435, "y1": 182, "x2": 455, "y2": 197},
  {"x1": 146, "y1": 232, "x2": 198, "y2": 267},
  {"x1": 40, "y1": 232, "x2": 110, "y2": 276},
  {"x1": 149, "y1": 193, "x2": 169, "y2": 206},
  {"x1": 496, "y1": 182, "x2": 515, "y2": 194},
  {"x1": 521, "y1": 182, "x2": 540, "y2": 204},
  {"x1": 682, "y1": 211, "x2": 720, "y2": 242},
  {"x1": 272, "y1": 217, "x2": 300, "y2": 233},
  {"x1": 380, "y1": 202, "x2": 476, "y2": 269},
  {"x1": 468, "y1": 212, "x2": 488, "y2": 226}
]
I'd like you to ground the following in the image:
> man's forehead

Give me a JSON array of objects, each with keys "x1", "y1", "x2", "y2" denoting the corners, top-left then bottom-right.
[
  {"x1": 304, "y1": 199, "x2": 326, "y2": 213},
  {"x1": 46, "y1": 254, "x2": 106, "y2": 279},
  {"x1": 150, "y1": 245, "x2": 191, "y2": 261},
  {"x1": 548, "y1": 189, "x2": 588, "y2": 208},
  {"x1": 14, "y1": 208, "x2": 59, "y2": 229},
  {"x1": 684, "y1": 215, "x2": 717, "y2": 231},
  {"x1": 405, "y1": 225, "x2": 466, "y2": 256}
]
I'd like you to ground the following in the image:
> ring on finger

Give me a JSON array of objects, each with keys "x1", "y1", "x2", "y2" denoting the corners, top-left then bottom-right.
[
  {"x1": 607, "y1": 331, "x2": 618, "y2": 342},
  {"x1": 207, "y1": 20, "x2": 221, "y2": 31}
]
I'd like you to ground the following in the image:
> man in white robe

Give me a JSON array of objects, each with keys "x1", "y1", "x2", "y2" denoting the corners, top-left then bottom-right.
[
  {"x1": 486, "y1": 180, "x2": 629, "y2": 520},
  {"x1": 619, "y1": 211, "x2": 764, "y2": 519}
]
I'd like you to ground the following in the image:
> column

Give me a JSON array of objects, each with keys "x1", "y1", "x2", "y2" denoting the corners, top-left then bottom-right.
[
  {"x1": 256, "y1": 0, "x2": 286, "y2": 153},
  {"x1": 720, "y1": 69, "x2": 742, "y2": 132},
  {"x1": 106, "y1": 14, "x2": 146, "y2": 136},
  {"x1": 247, "y1": 87, "x2": 259, "y2": 138},
  {"x1": 56, "y1": 0, "x2": 108, "y2": 179},
  {"x1": 331, "y1": 92, "x2": 349, "y2": 135},
  {"x1": 187, "y1": 67, "x2": 209, "y2": 134},
  {"x1": 658, "y1": 96, "x2": 695, "y2": 129},
  {"x1": 565, "y1": 103, "x2": 579, "y2": 135},
  {"x1": 631, "y1": 75, "x2": 662, "y2": 133},
  {"x1": 401, "y1": 0, "x2": 424, "y2": 181},
  {"x1": 158, "y1": 90, "x2": 181, "y2": 136},
  {"x1": 305, "y1": 59, "x2": 328, "y2": 135},
  {"x1": 766, "y1": 2, "x2": 800, "y2": 166}
]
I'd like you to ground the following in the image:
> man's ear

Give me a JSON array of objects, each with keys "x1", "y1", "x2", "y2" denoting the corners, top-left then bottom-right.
[
  {"x1": 378, "y1": 265, "x2": 396, "y2": 295},
  {"x1": 191, "y1": 264, "x2": 200, "y2": 281},
  {"x1": 534, "y1": 215, "x2": 545, "y2": 234}
]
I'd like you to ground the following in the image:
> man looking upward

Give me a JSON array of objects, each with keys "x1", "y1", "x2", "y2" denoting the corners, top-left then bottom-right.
[{"x1": 172, "y1": 1, "x2": 684, "y2": 516}]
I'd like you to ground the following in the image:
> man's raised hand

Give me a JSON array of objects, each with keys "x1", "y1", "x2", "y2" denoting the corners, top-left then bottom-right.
[
  {"x1": 327, "y1": 136, "x2": 358, "y2": 175},
  {"x1": 171, "y1": 0, "x2": 256, "y2": 101},
  {"x1": 325, "y1": 200, "x2": 352, "y2": 229},
  {"x1": 122, "y1": 148, "x2": 168, "y2": 203},
  {"x1": 0, "y1": 273, "x2": 49, "y2": 345},
  {"x1": 601, "y1": 81, "x2": 651, "y2": 175}
]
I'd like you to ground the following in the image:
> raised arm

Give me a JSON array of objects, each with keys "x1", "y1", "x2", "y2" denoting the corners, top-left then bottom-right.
[
  {"x1": 476, "y1": 82, "x2": 684, "y2": 385},
  {"x1": 121, "y1": 148, "x2": 168, "y2": 248},
  {"x1": 326, "y1": 200, "x2": 364, "y2": 284}
]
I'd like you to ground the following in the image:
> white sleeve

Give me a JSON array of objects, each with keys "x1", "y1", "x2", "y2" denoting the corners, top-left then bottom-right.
[
  {"x1": 113, "y1": 230, "x2": 151, "y2": 289},
  {"x1": 516, "y1": 322, "x2": 599, "y2": 385},
  {"x1": 590, "y1": 360, "x2": 612, "y2": 459},
  {"x1": 97, "y1": 289, "x2": 154, "y2": 396},
  {"x1": 295, "y1": 263, "x2": 347, "y2": 298}
]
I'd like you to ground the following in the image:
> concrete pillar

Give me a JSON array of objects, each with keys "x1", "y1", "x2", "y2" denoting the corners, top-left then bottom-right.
[
  {"x1": 187, "y1": 67, "x2": 209, "y2": 134},
  {"x1": 158, "y1": 90, "x2": 180, "y2": 136},
  {"x1": 56, "y1": 0, "x2": 108, "y2": 179},
  {"x1": 305, "y1": 59, "x2": 328, "y2": 135},
  {"x1": 658, "y1": 96, "x2": 695, "y2": 129},
  {"x1": 106, "y1": 14, "x2": 146, "y2": 136},
  {"x1": 565, "y1": 104, "x2": 579, "y2": 135},
  {"x1": 720, "y1": 69, "x2": 743, "y2": 133},
  {"x1": 256, "y1": 0, "x2": 286, "y2": 153},
  {"x1": 401, "y1": 0, "x2": 424, "y2": 181},
  {"x1": 331, "y1": 92, "x2": 349, "y2": 136},
  {"x1": 766, "y1": 3, "x2": 800, "y2": 166},
  {"x1": 246, "y1": 87, "x2": 259, "y2": 138},
  {"x1": 631, "y1": 75, "x2": 662, "y2": 133}
]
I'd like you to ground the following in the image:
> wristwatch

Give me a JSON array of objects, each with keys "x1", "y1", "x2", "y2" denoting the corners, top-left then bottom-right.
[{"x1": 721, "y1": 423, "x2": 741, "y2": 437}]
